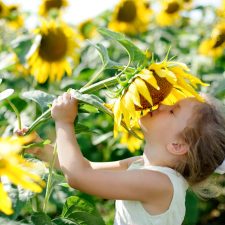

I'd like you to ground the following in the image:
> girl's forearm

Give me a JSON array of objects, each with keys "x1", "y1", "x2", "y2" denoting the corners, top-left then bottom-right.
[{"x1": 55, "y1": 122, "x2": 90, "y2": 181}]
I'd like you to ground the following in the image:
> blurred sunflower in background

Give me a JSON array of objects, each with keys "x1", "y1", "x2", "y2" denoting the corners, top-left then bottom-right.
[
  {"x1": 39, "y1": 0, "x2": 68, "y2": 17},
  {"x1": 199, "y1": 22, "x2": 225, "y2": 58},
  {"x1": 112, "y1": 59, "x2": 208, "y2": 136},
  {"x1": 78, "y1": 19, "x2": 97, "y2": 40},
  {"x1": 108, "y1": 0, "x2": 152, "y2": 35},
  {"x1": 0, "y1": 1, "x2": 8, "y2": 19},
  {"x1": 182, "y1": 0, "x2": 193, "y2": 9},
  {"x1": 119, "y1": 125, "x2": 144, "y2": 152},
  {"x1": 5, "y1": 4, "x2": 24, "y2": 29},
  {"x1": 217, "y1": 0, "x2": 225, "y2": 18},
  {"x1": 156, "y1": 0, "x2": 183, "y2": 26},
  {"x1": 0, "y1": 134, "x2": 45, "y2": 215},
  {"x1": 27, "y1": 20, "x2": 80, "y2": 83}
]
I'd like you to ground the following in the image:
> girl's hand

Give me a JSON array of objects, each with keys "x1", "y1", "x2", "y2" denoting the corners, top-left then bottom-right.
[
  {"x1": 15, "y1": 127, "x2": 57, "y2": 165},
  {"x1": 51, "y1": 92, "x2": 78, "y2": 124},
  {"x1": 15, "y1": 127, "x2": 43, "y2": 155}
]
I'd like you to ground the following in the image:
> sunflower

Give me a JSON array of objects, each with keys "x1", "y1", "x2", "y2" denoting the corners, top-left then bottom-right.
[
  {"x1": 112, "y1": 59, "x2": 209, "y2": 136},
  {"x1": 182, "y1": 0, "x2": 193, "y2": 9},
  {"x1": 0, "y1": 134, "x2": 45, "y2": 215},
  {"x1": 0, "y1": 183, "x2": 12, "y2": 215},
  {"x1": 199, "y1": 22, "x2": 225, "y2": 57},
  {"x1": 119, "y1": 125, "x2": 144, "y2": 152},
  {"x1": 217, "y1": 0, "x2": 225, "y2": 18},
  {"x1": 156, "y1": 0, "x2": 183, "y2": 26},
  {"x1": 27, "y1": 20, "x2": 80, "y2": 83},
  {"x1": 108, "y1": 0, "x2": 152, "y2": 35},
  {"x1": 78, "y1": 19, "x2": 97, "y2": 40},
  {"x1": 39, "y1": 0, "x2": 68, "y2": 17},
  {"x1": 0, "y1": 1, "x2": 8, "y2": 19},
  {"x1": 5, "y1": 4, "x2": 24, "y2": 29}
]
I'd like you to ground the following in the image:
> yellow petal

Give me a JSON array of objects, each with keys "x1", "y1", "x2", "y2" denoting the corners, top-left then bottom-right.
[
  {"x1": 0, "y1": 183, "x2": 13, "y2": 215},
  {"x1": 138, "y1": 71, "x2": 160, "y2": 90},
  {"x1": 134, "y1": 78, "x2": 153, "y2": 106},
  {"x1": 113, "y1": 99, "x2": 122, "y2": 137},
  {"x1": 128, "y1": 82, "x2": 142, "y2": 107},
  {"x1": 124, "y1": 92, "x2": 137, "y2": 120}
]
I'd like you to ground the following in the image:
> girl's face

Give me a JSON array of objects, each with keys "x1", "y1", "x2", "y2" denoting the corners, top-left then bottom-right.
[{"x1": 139, "y1": 98, "x2": 200, "y2": 145}]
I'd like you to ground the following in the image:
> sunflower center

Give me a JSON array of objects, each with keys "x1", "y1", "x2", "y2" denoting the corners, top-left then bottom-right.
[
  {"x1": 9, "y1": 6, "x2": 18, "y2": 12},
  {"x1": 165, "y1": 2, "x2": 180, "y2": 14},
  {"x1": 117, "y1": 0, "x2": 137, "y2": 22},
  {"x1": 135, "y1": 71, "x2": 173, "y2": 110},
  {"x1": 39, "y1": 28, "x2": 68, "y2": 62},
  {"x1": 45, "y1": 0, "x2": 63, "y2": 11},
  {"x1": 213, "y1": 32, "x2": 225, "y2": 48}
]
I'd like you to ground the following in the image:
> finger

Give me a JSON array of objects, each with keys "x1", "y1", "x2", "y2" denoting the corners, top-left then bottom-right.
[
  {"x1": 22, "y1": 127, "x2": 29, "y2": 132},
  {"x1": 57, "y1": 96, "x2": 63, "y2": 103},
  {"x1": 52, "y1": 99, "x2": 58, "y2": 106},
  {"x1": 63, "y1": 92, "x2": 71, "y2": 101}
]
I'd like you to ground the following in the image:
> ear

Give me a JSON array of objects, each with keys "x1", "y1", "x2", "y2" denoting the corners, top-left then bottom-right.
[{"x1": 166, "y1": 142, "x2": 189, "y2": 156}]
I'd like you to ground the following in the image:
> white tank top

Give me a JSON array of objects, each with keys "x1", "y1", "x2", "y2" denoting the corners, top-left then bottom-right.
[{"x1": 114, "y1": 159, "x2": 189, "y2": 225}]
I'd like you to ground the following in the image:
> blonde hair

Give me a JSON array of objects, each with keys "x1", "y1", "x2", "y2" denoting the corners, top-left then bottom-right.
[{"x1": 175, "y1": 95, "x2": 225, "y2": 197}]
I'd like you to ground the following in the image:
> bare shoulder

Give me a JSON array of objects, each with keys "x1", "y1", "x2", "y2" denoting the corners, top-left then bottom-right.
[
  {"x1": 141, "y1": 169, "x2": 174, "y2": 214},
  {"x1": 123, "y1": 155, "x2": 143, "y2": 167}
]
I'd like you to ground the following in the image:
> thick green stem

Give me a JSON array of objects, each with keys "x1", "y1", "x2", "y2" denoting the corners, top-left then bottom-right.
[
  {"x1": 27, "y1": 75, "x2": 121, "y2": 134},
  {"x1": 43, "y1": 143, "x2": 57, "y2": 213}
]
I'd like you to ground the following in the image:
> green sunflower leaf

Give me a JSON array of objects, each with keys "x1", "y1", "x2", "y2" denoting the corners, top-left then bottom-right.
[
  {"x1": 22, "y1": 90, "x2": 56, "y2": 112},
  {"x1": 60, "y1": 196, "x2": 105, "y2": 225},
  {"x1": 69, "y1": 89, "x2": 113, "y2": 117},
  {"x1": 98, "y1": 27, "x2": 147, "y2": 68},
  {"x1": 95, "y1": 43, "x2": 122, "y2": 69},
  {"x1": 31, "y1": 212, "x2": 52, "y2": 225},
  {"x1": 0, "y1": 89, "x2": 14, "y2": 102},
  {"x1": 11, "y1": 34, "x2": 34, "y2": 64}
]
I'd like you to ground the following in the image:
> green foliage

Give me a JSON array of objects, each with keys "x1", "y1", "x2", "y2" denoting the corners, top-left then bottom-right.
[
  {"x1": 58, "y1": 196, "x2": 105, "y2": 225},
  {"x1": 22, "y1": 90, "x2": 55, "y2": 112},
  {"x1": 0, "y1": 1, "x2": 225, "y2": 225},
  {"x1": 98, "y1": 28, "x2": 147, "y2": 68}
]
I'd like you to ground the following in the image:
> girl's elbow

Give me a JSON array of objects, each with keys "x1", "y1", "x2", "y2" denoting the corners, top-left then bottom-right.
[
  {"x1": 63, "y1": 172, "x2": 83, "y2": 189},
  {"x1": 66, "y1": 176, "x2": 78, "y2": 188}
]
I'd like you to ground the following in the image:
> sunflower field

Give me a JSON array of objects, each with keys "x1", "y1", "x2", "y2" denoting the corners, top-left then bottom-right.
[{"x1": 0, "y1": 0, "x2": 225, "y2": 224}]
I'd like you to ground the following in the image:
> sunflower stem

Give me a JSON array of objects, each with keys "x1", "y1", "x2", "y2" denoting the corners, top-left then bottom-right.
[
  {"x1": 43, "y1": 143, "x2": 57, "y2": 213},
  {"x1": 26, "y1": 74, "x2": 142, "y2": 140},
  {"x1": 6, "y1": 99, "x2": 22, "y2": 130},
  {"x1": 81, "y1": 66, "x2": 105, "y2": 89},
  {"x1": 27, "y1": 75, "x2": 124, "y2": 134}
]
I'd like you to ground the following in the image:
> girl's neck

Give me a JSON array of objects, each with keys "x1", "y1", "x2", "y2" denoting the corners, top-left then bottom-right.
[{"x1": 143, "y1": 143, "x2": 174, "y2": 168}]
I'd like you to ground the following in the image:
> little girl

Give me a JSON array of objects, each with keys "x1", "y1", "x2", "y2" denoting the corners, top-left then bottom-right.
[{"x1": 19, "y1": 93, "x2": 225, "y2": 225}]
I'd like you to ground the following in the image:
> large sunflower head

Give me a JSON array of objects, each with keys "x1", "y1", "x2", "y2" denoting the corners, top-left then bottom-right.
[
  {"x1": 39, "y1": 0, "x2": 68, "y2": 17},
  {"x1": 27, "y1": 20, "x2": 80, "y2": 83},
  {"x1": 112, "y1": 59, "x2": 209, "y2": 136},
  {"x1": 199, "y1": 22, "x2": 225, "y2": 57},
  {"x1": 108, "y1": 0, "x2": 152, "y2": 35},
  {"x1": 156, "y1": 0, "x2": 183, "y2": 26}
]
